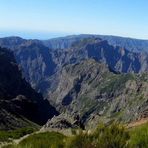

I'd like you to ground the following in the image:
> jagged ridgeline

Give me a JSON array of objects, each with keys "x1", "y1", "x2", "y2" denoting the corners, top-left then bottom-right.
[{"x1": 0, "y1": 47, "x2": 58, "y2": 130}]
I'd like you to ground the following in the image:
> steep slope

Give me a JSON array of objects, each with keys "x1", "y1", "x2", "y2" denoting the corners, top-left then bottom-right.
[
  {"x1": 13, "y1": 41, "x2": 56, "y2": 93},
  {"x1": 38, "y1": 38, "x2": 148, "y2": 102},
  {"x1": 0, "y1": 37, "x2": 56, "y2": 93},
  {"x1": 0, "y1": 47, "x2": 58, "y2": 130},
  {"x1": 49, "y1": 38, "x2": 148, "y2": 74},
  {"x1": 46, "y1": 59, "x2": 148, "y2": 129},
  {"x1": 0, "y1": 37, "x2": 148, "y2": 101}
]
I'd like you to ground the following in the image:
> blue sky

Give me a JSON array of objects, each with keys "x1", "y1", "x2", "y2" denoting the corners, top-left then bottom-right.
[{"x1": 0, "y1": 0, "x2": 148, "y2": 39}]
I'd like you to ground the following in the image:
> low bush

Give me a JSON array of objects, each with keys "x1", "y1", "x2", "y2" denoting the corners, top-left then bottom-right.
[
  {"x1": 94, "y1": 123, "x2": 129, "y2": 148},
  {"x1": 128, "y1": 123, "x2": 148, "y2": 148},
  {"x1": 66, "y1": 123, "x2": 129, "y2": 148},
  {"x1": 16, "y1": 132, "x2": 66, "y2": 148},
  {"x1": 2, "y1": 123, "x2": 148, "y2": 148},
  {"x1": 0, "y1": 127, "x2": 37, "y2": 142},
  {"x1": 65, "y1": 130, "x2": 94, "y2": 148}
]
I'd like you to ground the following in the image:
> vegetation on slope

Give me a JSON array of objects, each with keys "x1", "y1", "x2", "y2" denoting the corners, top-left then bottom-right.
[
  {"x1": 3, "y1": 122, "x2": 148, "y2": 148},
  {"x1": 47, "y1": 59, "x2": 148, "y2": 127},
  {"x1": 128, "y1": 123, "x2": 148, "y2": 148},
  {"x1": 3, "y1": 132, "x2": 66, "y2": 148},
  {"x1": 0, "y1": 127, "x2": 38, "y2": 143}
]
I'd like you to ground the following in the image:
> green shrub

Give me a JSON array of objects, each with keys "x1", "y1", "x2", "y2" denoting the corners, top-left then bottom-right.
[
  {"x1": 66, "y1": 130, "x2": 95, "y2": 148},
  {"x1": 128, "y1": 123, "x2": 148, "y2": 148},
  {"x1": 66, "y1": 123, "x2": 129, "y2": 148},
  {"x1": 94, "y1": 123, "x2": 129, "y2": 148},
  {"x1": 16, "y1": 132, "x2": 66, "y2": 148},
  {"x1": 3, "y1": 123, "x2": 148, "y2": 148},
  {"x1": 0, "y1": 127, "x2": 37, "y2": 142}
]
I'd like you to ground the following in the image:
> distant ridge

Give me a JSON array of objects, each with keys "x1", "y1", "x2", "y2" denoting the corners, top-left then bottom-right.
[{"x1": 43, "y1": 34, "x2": 148, "y2": 52}]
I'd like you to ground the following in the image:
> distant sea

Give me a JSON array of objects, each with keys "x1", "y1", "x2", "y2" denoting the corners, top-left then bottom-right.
[{"x1": 0, "y1": 30, "x2": 72, "y2": 40}]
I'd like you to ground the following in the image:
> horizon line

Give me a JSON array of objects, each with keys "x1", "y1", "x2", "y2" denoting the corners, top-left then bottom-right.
[{"x1": 1, "y1": 33, "x2": 148, "y2": 41}]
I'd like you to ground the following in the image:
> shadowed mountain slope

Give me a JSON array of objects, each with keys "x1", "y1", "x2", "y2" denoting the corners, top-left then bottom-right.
[{"x1": 0, "y1": 47, "x2": 58, "y2": 130}]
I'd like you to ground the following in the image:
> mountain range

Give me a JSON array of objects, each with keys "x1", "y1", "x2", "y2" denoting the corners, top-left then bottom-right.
[
  {"x1": 0, "y1": 34, "x2": 148, "y2": 130},
  {"x1": 43, "y1": 34, "x2": 148, "y2": 52}
]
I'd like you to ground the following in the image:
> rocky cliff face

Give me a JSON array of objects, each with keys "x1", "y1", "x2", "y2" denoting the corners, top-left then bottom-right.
[
  {"x1": 13, "y1": 41, "x2": 56, "y2": 93},
  {"x1": 0, "y1": 37, "x2": 56, "y2": 93},
  {"x1": 45, "y1": 59, "x2": 148, "y2": 129},
  {"x1": 0, "y1": 47, "x2": 58, "y2": 130},
  {"x1": 50, "y1": 38, "x2": 148, "y2": 73}
]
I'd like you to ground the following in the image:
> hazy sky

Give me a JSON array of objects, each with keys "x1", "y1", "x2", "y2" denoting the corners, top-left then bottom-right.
[{"x1": 0, "y1": 0, "x2": 148, "y2": 39}]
